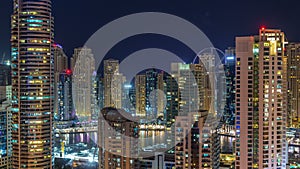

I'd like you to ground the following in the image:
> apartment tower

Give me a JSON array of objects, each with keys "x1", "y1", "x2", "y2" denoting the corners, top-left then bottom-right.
[
  {"x1": 235, "y1": 28, "x2": 288, "y2": 169},
  {"x1": 11, "y1": 0, "x2": 54, "y2": 168},
  {"x1": 98, "y1": 108, "x2": 139, "y2": 169},
  {"x1": 103, "y1": 59, "x2": 124, "y2": 109},
  {"x1": 175, "y1": 111, "x2": 220, "y2": 169},
  {"x1": 287, "y1": 43, "x2": 300, "y2": 128}
]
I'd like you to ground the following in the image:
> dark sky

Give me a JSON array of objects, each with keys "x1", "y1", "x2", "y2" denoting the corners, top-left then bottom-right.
[{"x1": 1, "y1": 0, "x2": 300, "y2": 61}]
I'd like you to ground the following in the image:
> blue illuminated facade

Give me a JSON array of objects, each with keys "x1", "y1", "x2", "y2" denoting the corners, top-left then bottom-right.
[
  {"x1": 0, "y1": 112, "x2": 7, "y2": 160},
  {"x1": 223, "y1": 47, "x2": 236, "y2": 125},
  {"x1": 56, "y1": 71, "x2": 74, "y2": 121}
]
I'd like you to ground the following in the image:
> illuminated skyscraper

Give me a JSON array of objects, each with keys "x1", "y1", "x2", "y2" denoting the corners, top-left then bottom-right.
[
  {"x1": 235, "y1": 28, "x2": 288, "y2": 169},
  {"x1": 11, "y1": 0, "x2": 54, "y2": 168},
  {"x1": 97, "y1": 77, "x2": 104, "y2": 111},
  {"x1": 122, "y1": 82, "x2": 135, "y2": 115},
  {"x1": 223, "y1": 48, "x2": 236, "y2": 125},
  {"x1": 103, "y1": 59, "x2": 125, "y2": 109},
  {"x1": 134, "y1": 69, "x2": 165, "y2": 119},
  {"x1": 171, "y1": 63, "x2": 210, "y2": 114},
  {"x1": 135, "y1": 74, "x2": 146, "y2": 117},
  {"x1": 165, "y1": 73, "x2": 179, "y2": 126},
  {"x1": 156, "y1": 71, "x2": 166, "y2": 118},
  {"x1": 72, "y1": 47, "x2": 96, "y2": 121},
  {"x1": 287, "y1": 43, "x2": 300, "y2": 128},
  {"x1": 0, "y1": 64, "x2": 12, "y2": 169},
  {"x1": 98, "y1": 108, "x2": 139, "y2": 169},
  {"x1": 53, "y1": 44, "x2": 68, "y2": 119},
  {"x1": 145, "y1": 69, "x2": 159, "y2": 118},
  {"x1": 56, "y1": 70, "x2": 73, "y2": 121},
  {"x1": 175, "y1": 111, "x2": 220, "y2": 169},
  {"x1": 53, "y1": 44, "x2": 68, "y2": 74}
]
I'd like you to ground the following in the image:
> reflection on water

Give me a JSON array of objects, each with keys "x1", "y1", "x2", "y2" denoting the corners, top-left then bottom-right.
[
  {"x1": 61, "y1": 132, "x2": 98, "y2": 146},
  {"x1": 139, "y1": 130, "x2": 174, "y2": 150},
  {"x1": 138, "y1": 130, "x2": 237, "y2": 154},
  {"x1": 59, "y1": 131, "x2": 235, "y2": 153},
  {"x1": 58, "y1": 130, "x2": 173, "y2": 149}
]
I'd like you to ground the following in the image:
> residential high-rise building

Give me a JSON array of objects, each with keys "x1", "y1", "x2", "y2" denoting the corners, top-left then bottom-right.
[
  {"x1": 171, "y1": 63, "x2": 210, "y2": 115},
  {"x1": 103, "y1": 59, "x2": 125, "y2": 109},
  {"x1": 53, "y1": 44, "x2": 68, "y2": 119},
  {"x1": 134, "y1": 69, "x2": 166, "y2": 120},
  {"x1": 122, "y1": 82, "x2": 135, "y2": 115},
  {"x1": 223, "y1": 47, "x2": 236, "y2": 125},
  {"x1": 145, "y1": 69, "x2": 159, "y2": 118},
  {"x1": 97, "y1": 77, "x2": 104, "y2": 111},
  {"x1": 192, "y1": 62, "x2": 212, "y2": 112},
  {"x1": 0, "y1": 63, "x2": 12, "y2": 169},
  {"x1": 98, "y1": 108, "x2": 139, "y2": 169},
  {"x1": 175, "y1": 111, "x2": 220, "y2": 169},
  {"x1": 91, "y1": 75, "x2": 99, "y2": 120},
  {"x1": 196, "y1": 55, "x2": 214, "y2": 112},
  {"x1": 287, "y1": 43, "x2": 300, "y2": 128},
  {"x1": 72, "y1": 47, "x2": 96, "y2": 122},
  {"x1": 0, "y1": 101, "x2": 12, "y2": 169},
  {"x1": 11, "y1": 0, "x2": 54, "y2": 168},
  {"x1": 165, "y1": 73, "x2": 179, "y2": 126},
  {"x1": 198, "y1": 53, "x2": 225, "y2": 119},
  {"x1": 53, "y1": 44, "x2": 68, "y2": 73},
  {"x1": 70, "y1": 46, "x2": 82, "y2": 71},
  {"x1": 235, "y1": 28, "x2": 288, "y2": 169},
  {"x1": 135, "y1": 74, "x2": 146, "y2": 117},
  {"x1": 55, "y1": 70, "x2": 74, "y2": 121},
  {"x1": 157, "y1": 71, "x2": 166, "y2": 119}
]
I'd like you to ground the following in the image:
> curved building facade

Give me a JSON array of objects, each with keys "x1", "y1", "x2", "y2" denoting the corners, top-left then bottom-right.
[{"x1": 11, "y1": 0, "x2": 54, "y2": 168}]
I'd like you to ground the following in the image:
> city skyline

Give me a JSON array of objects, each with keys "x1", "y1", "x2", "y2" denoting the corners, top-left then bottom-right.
[{"x1": 1, "y1": 0, "x2": 300, "y2": 169}]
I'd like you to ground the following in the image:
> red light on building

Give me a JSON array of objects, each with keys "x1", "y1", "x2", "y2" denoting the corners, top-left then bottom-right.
[
  {"x1": 261, "y1": 26, "x2": 266, "y2": 30},
  {"x1": 53, "y1": 43, "x2": 63, "y2": 48},
  {"x1": 66, "y1": 69, "x2": 72, "y2": 75}
]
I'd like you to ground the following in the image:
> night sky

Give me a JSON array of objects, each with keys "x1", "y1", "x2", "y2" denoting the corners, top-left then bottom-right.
[{"x1": 1, "y1": 0, "x2": 300, "y2": 62}]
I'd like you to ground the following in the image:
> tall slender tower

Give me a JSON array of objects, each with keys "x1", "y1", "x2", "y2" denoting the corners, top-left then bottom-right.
[
  {"x1": 135, "y1": 74, "x2": 146, "y2": 117},
  {"x1": 235, "y1": 28, "x2": 288, "y2": 169},
  {"x1": 53, "y1": 44, "x2": 68, "y2": 120},
  {"x1": 103, "y1": 59, "x2": 124, "y2": 109},
  {"x1": 72, "y1": 47, "x2": 96, "y2": 122},
  {"x1": 11, "y1": 0, "x2": 54, "y2": 168},
  {"x1": 98, "y1": 108, "x2": 139, "y2": 169},
  {"x1": 174, "y1": 111, "x2": 220, "y2": 169},
  {"x1": 223, "y1": 48, "x2": 236, "y2": 125},
  {"x1": 287, "y1": 43, "x2": 300, "y2": 128},
  {"x1": 171, "y1": 63, "x2": 209, "y2": 114}
]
